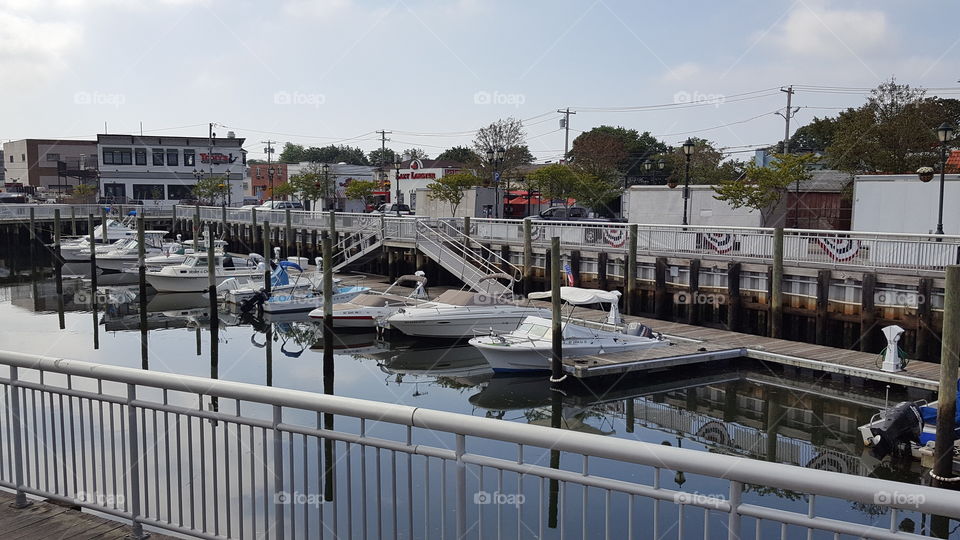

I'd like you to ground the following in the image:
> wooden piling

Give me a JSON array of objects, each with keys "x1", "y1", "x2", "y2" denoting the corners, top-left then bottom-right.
[
  {"x1": 626, "y1": 224, "x2": 638, "y2": 315},
  {"x1": 550, "y1": 237, "x2": 564, "y2": 383},
  {"x1": 654, "y1": 257, "x2": 669, "y2": 319},
  {"x1": 860, "y1": 273, "x2": 877, "y2": 352},
  {"x1": 522, "y1": 219, "x2": 533, "y2": 293},
  {"x1": 815, "y1": 270, "x2": 831, "y2": 345},
  {"x1": 262, "y1": 221, "x2": 271, "y2": 294},
  {"x1": 687, "y1": 259, "x2": 701, "y2": 325},
  {"x1": 727, "y1": 263, "x2": 742, "y2": 332},
  {"x1": 597, "y1": 251, "x2": 608, "y2": 291},
  {"x1": 770, "y1": 227, "x2": 784, "y2": 338},
  {"x1": 933, "y1": 265, "x2": 960, "y2": 487}
]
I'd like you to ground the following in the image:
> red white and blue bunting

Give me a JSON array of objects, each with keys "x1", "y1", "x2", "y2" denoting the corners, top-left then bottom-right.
[
  {"x1": 816, "y1": 237, "x2": 860, "y2": 261},
  {"x1": 703, "y1": 233, "x2": 736, "y2": 254},
  {"x1": 602, "y1": 227, "x2": 626, "y2": 248}
]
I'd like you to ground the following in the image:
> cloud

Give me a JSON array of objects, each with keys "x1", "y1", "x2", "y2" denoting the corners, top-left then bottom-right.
[
  {"x1": 774, "y1": 3, "x2": 888, "y2": 57},
  {"x1": 662, "y1": 62, "x2": 702, "y2": 83},
  {"x1": 0, "y1": 11, "x2": 82, "y2": 78},
  {"x1": 281, "y1": 0, "x2": 353, "y2": 19}
]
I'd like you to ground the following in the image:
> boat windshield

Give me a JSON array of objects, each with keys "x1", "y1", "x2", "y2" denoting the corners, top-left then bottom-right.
[
  {"x1": 350, "y1": 295, "x2": 391, "y2": 307},
  {"x1": 516, "y1": 322, "x2": 550, "y2": 339}
]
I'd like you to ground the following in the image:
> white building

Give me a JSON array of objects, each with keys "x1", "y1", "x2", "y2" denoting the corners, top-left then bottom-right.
[
  {"x1": 624, "y1": 185, "x2": 766, "y2": 227},
  {"x1": 97, "y1": 133, "x2": 246, "y2": 206},
  {"x1": 386, "y1": 159, "x2": 464, "y2": 211},
  {"x1": 852, "y1": 173, "x2": 960, "y2": 234}
]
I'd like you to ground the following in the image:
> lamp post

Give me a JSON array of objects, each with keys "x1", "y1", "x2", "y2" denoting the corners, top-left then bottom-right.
[
  {"x1": 394, "y1": 157, "x2": 402, "y2": 217},
  {"x1": 486, "y1": 147, "x2": 506, "y2": 218},
  {"x1": 192, "y1": 169, "x2": 205, "y2": 204},
  {"x1": 936, "y1": 122, "x2": 955, "y2": 235},
  {"x1": 681, "y1": 139, "x2": 695, "y2": 226},
  {"x1": 321, "y1": 163, "x2": 330, "y2": 211}
]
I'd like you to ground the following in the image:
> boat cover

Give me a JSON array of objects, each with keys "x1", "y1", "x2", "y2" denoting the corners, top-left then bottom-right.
[{"x1": 527, "y1": 287, "x2": 622, "y2": 306}]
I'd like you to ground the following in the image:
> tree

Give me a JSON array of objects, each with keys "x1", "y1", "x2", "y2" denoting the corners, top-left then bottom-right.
[
  {"x1": 71, "y1": 183, "x2": 97, "y2": 203},
  {"x1": 572, "y1": 126, "x2": 668, "y2": 176},
  {"x1": 527, "y1": 164, "x2": 581, "y2": 206},
  {"x1": 663, "y1": 138, "x2": 741, "y2": 185},
  {"x1": 785, "y1": 116, "x2": 837, "y2": 153},
  {"x1": 279, "y1": 142, "x2": 306, "y2": 163},
  {"x1": 712, "y1": 153, "x2": 818, "y2": 225},
  {"x1": 572, "y1": 173, "x2": 621, "y2": 216},
  {"x1": 368, "y1": 148, "x2": 398, "y2": 167},
  {"x1": 471, "y1": 117, "x2": 534, "y2": 182},
  {"x1": 270, "y1": 182, "x2": 297, "y2": 201},
  {"x1": 436, "y1": 146, "x2": 477, "y2": 163},
  {"x1": 192, "y1": 176, "x2": 230, "y2": 205},
  {"x1": 288, "y1": 164, "x2": 331, "y2": 209},
  {"x1": 345, "y1": 180, "x2": 378, "y2": 209},
  {"x1": 426, "y1": 172, "x2": 481, "y2": 215},
  {"x1": 401, "y1": 148, "x2": 429, "y2": 161},
  {"x1": 279, "y1": 143, "x2": 370, "y2": 165},
  {"x1": 568, "y1": 130, "x2": 627, "y2": 181}
]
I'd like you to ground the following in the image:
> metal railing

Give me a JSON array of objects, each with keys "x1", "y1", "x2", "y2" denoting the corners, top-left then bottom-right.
[{"x1": 1, "y1": 351, "x2": 958, "y2": 539}]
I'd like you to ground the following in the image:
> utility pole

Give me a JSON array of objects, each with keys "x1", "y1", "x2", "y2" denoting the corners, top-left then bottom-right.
[
  {"x1": 376, "y1": 130, "x2": 392, "y2": 201},
  {"x1": 262, "y1": 140, "x2": 277, "y2": 204},
  {"x1": 557, "y1": 108, "x2": 576, "y2": 163},
  {"x1": 778, "y1": 86, "x2": 801, "y2": 227}
]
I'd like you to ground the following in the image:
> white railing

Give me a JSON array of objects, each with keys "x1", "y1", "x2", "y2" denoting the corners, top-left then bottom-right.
[
  {"x1": 176, "y1": 206, "x2": 960, "y2": 272},
  {"x1": 0, "y1": 351, "x2": 958, "y2": 539},
  {"x1": 0, "y1": 204, "x2": 168, "y2": 221}
]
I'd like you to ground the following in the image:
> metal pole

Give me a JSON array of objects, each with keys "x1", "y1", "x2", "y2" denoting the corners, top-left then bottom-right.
[
  {"x1": 933, "y1": 265, "x2": 960, "y2": 486},
  {"x1": 683, "y1": 154, "x2": 691, "y2": 226},
  {"x1": 937, "y1": 143, "x2": 947, "y2": 235},
  {"x1": 770, "y1": 227, "x2": 784, "y2": 339},
  {"x1": 126, "y1": 384, "x2": 147, "y2": 538},
  {"x1": 9, "y1": 367, "x2": 30, "y2": 508},
  {"x1": 550, "y1": 237, "x2": 565, "y2": 383}
]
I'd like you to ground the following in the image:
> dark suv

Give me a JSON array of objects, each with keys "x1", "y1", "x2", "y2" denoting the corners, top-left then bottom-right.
[{"x1": 534, "y1": 206, "x2": 613, "y2": 222}]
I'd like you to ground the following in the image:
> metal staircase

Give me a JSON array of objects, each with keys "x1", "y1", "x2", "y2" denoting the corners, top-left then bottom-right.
[
  {"x1": 331, "y1": 218, "x2": 383, "y2": 272},
  {"x1": 415, "y1": 219, "x2": 522, "y2": 296}
]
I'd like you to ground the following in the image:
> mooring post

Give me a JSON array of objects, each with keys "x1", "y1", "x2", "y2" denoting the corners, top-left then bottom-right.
[
  {"x1": 860, "y1": 273, "x2": 877, "y2": 352},
  {"x1": 284, "y1": 208, "x2": 292, "y2": 259},
  {"x1": 626, "y1": 224, "x2": 638, "y2": 315},
  {"x1": 933, "y1": 265, "x2": 960, "y2": 488},
  {"x1": 28, "y1": 207, "x2": 36, "y2": 244},
  {"x1": 88, "y1": 214, "x2": 98, "y2": 292},
  {"x1": 171, "y1": 204, "x2": 178, "y2": 235},
  {"x1": 262, "y1": 221, "x2": 271, "y2": 294},
  {"x1": 323, "y1": 233, "x2": 333, "y2": 364},
  {"x1": 770, "y1": 227, "x2": 784, "y2": 338},
  {"x1": 70, "y1": 206, "x2": 77, "y2": 236},
  {"x1": 550, "y1": 237, "x2": 565, "y2": 383},
  {"x1": 100, "y1": 207, "x2": 109, "y2": 244},
  {"x1": 654, "y1": 257, "x2": 669, "y2": 319},
  {"x1": 138, "y1": 217, "x2": 148, "y2": 369},
  {"x1": 523, "y1": 219, "x2": 533, "y2": 294},
  {"x1": 727, "y1": 262, "x2": 742, "y2": 332},
  {"x1": 329, "y1": 210, "x2": 337, "y2": 246},
  {"x1": 815, "y1": 269, "x2": 831, "y2": 345},
  {"x1": 53, "y1": 209, "x2": 61, "y2": 253},
  {"x1": 916, "y1": 277, "x2": 933, "y2": 361},
  {"x1": 193, "y1": 204, "x2": 200, "y2": 242},
  {"x1": 687, "y1": 259, "x2": 701, "y2": 325}
]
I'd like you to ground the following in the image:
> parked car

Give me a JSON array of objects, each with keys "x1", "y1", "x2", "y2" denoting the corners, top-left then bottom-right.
[
  {"x1": 532, "y1": 206, "x2": 616, "y2": 222},
  {"x1": 372, "y1": 203, "x2": 414, "y2": 215},
  {"x1": 258, "y1": 201, "x2": 304, "y2": 210}
]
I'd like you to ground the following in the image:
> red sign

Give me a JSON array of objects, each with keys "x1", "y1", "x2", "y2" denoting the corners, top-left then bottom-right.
[
  {"x1": 200, "y1": 153, "x2": 232, "y2": 164},
  {"x1": 397, "y1": 172, "x2": 436, "y2": 180}
]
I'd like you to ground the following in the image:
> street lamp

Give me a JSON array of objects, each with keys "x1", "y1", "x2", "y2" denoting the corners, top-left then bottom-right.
[
  {"x1": 935, "y1": 122, "x2": 955, "y2": 235},
  {"x1": 321, "y1": 163, "x2": 330, "y2": 211},
  {"x1": 681, "y1": 139, "x2": 695, "y2": 226},
  {"x1": 192, "y1": 168, "x2": 205, "y2": 204},
  {"x1": 393, "y1": 157, "x2": 403, "y2": 216},
  {"x1": 487, "y1": 147, "x2": 506, "y2": 218}
]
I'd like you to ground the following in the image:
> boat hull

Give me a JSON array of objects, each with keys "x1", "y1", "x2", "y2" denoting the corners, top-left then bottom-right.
[
  {"x1": 386, "y1": 308, "x2": 544, "y2": 338},
  {"x1": 146, "y1": 269, "x2": 261, "y2": 293},
  {"x1": 470, "y1": 337, "x2": 668, "y2": 372},
  {"x1": 263, "y1": 287, "x2": 368, "y2": 314}
]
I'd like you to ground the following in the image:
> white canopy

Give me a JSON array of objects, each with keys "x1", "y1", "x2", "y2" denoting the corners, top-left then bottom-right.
[{"x1": 527, "y1": 287, "x2": 622, "y2": 306}]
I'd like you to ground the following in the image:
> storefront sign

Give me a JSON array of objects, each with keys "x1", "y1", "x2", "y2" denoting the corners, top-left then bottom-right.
[{"x1": 200, "y1": 153, "x2": 235, "y2": 164}]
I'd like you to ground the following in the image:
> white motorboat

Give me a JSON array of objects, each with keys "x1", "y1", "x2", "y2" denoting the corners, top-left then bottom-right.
[
  {"x1": 61, "y1": 237, "x2": 132, "y2": 262},
  {"x1": 145, "y1": 253, "x2": 263, "y2": 293},
  {"x1": 469, "y1": 287, "x2": 667, "y2": 373},
  {"x1": 261, "y1": 285, "x2": 370, "y2": 315},
  {"x1": 95, "y1": 231, "x2": 179, "y2": 272},
  {"x1": 220, "y1": 258, "x2": 321, "y2": 304},
  {"x1": 58, "y1": 216, "x2": 138, "y2": 260},
  {"x1": 317, "y1": 272, "x2": 429, "y2": 328},
  {"x1": 385, "y1": 274, "x2": 546, "y2": 339}
]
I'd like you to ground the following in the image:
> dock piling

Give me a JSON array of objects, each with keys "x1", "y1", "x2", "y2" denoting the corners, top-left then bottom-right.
[
  {"x1": 933, "y1": 265, "x2": 960, "y2": 487},
  {"x1": 770, "y1": 227, "x2": 784, "y2": 338},
  {"x1": 262, "y1": 221, "x2": 271, "y2": 294},
  {"x1": 550, "y1": 237, "x2": 564, "y2": 383}
]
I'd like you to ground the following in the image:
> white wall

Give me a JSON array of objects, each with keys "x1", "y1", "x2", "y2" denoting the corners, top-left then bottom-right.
[
  {"x1": 852, "y1": 174, "x2": 960, "y2": 234},
  {"x1": 414, "y1": 187, "x2": 477, "y2": 218},
  {"x1": 625, "y1": 185, "x2": 764, "y2": 227}
]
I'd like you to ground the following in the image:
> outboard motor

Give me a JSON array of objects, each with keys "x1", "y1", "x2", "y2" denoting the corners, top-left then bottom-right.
[
  {"x1": 239, "y1": 289, "x2": 270, "y2": 314},
  {"x1": 868, "y1": 401, "x2": 923, "y2": 459},
  {"x1": 624, "y1": 323, "x2": 654, "y2": 338}
]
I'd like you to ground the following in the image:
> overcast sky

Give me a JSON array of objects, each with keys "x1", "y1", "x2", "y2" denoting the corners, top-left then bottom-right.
[{"x1": 1, "y1": 0, "x2": 958, "y2": 162}]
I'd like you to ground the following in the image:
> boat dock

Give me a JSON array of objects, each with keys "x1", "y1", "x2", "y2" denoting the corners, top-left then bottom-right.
[{"x1": 532, "y1": 301, "x2": 943, "y2": 390}]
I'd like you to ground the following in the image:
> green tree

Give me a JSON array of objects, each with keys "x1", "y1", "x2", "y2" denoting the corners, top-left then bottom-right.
[
  {"x1": 288, "y1": 164, "x2": 331, "y2": 209},
  {"x1": 280, "y1": 143, "x2": 370, "y2": 165},
  {"x1": 279, "y1": 142, "x2": 306, "y2": 163},
  {"x1": 71, "y1": 183, "x2": 97, "y2": 203},
  {"x1": 572, "y1": 174, "x2": 621, "y2": 216},
  {"x1": 568, "y1": 130, "x2": 627, "y2": 181},
  {"x1": 712, "y1": 153, "x2": 818, "y2": 225},
  {"x1": 436, "y1": 146, "x2": 477, "y2": 163},
  {"x1": 471, "y1": 117, "x2": 534, "y2": 182},
  {"x1": 368, "y1": 148, "x2": 398, "y2": 167},
  {"x1": 345, "y1": 180, "x2": 378, "y2": 209},
  {"x1": 663, "y1": 138, "x2": 742, "y2": 185},
  {"x1": 270, "y1": 182, "x2": 297, "y2": 200},
  {"x1": 527, "y1": 164, "x2": 581, "y2": 206},
  {"x1": 785, "y1": 116, "x2": 837, "y2": 153},
  {"x1": 192, "y1": 175, "x2": 230, "y2": 205},
  {"x1": 402, "y1": 148, "x2": 429, "y2": 161},
  {"x1": 426, "y1": 172, "x2": 481, "y2": 215},
  {"x1": 572, "y1": 126, "x2": 668, "y2": 176}
]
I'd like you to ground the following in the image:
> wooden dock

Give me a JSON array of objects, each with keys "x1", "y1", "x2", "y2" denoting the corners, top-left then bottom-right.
[
  {"x1": 0, "y1": 491, "x2": 177, "y2": 539},
  {"x1": 537, "y1": 302, "x2": 943, "y2": 390}
]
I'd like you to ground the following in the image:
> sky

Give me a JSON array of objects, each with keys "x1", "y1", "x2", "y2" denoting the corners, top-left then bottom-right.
[{"x1": 1, "y1": 0, "x2": 958, "y2": 163}]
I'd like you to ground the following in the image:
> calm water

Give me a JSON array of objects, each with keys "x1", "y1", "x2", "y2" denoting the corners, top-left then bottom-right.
[{"x1": 0, "y1": 251, "x2": 954, "y2": 538}]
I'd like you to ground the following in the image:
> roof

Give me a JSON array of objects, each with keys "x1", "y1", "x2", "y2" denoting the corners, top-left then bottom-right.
[
  {"x1": 948, "y1": 150, "x2": 960, "y2": 173},
  {"x1": 803, "y1": 169, "x2": 852, "y2": 192}
]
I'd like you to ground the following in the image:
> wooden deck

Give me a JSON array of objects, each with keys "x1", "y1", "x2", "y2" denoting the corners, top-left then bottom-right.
[
  {"x1": 531, "y1": 301, "x2": 943, "y2": 390},
  {"x1": 0, "y1": 491, "x2": 177, "y2": 539}
]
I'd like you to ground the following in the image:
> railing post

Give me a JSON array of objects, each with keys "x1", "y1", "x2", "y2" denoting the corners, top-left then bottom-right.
[
  {"x1": 126, "y1": 384, "x2": 147, "y2": 538},
  {"x1": 9, "y1": 367, "x2": 31, "y2": 508},
  {"x1": 273, "y1": 405, "x2": 286, "y2": 538},
  {"x1": 727, "y1": 481, "x2": 742, "y2": 540},
  {"x1": 455, "y1": 433, "x2": 466, "y2": 538}
]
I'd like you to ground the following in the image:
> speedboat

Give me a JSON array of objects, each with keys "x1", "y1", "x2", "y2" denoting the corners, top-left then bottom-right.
[
  {"x1": 145, "y1": 253, "x2": 263, "y2": 293},
  {"x1": 858, "y1": 383, "x2": 960, "y2": 471},
  {"x1": 261, "y1": 284, "x2": 370, "y2": 315},
  {"x1": 317, "y1": 272, "x2": 429, "y2": 328},
  {"x1": 58, "y1": 216, "x2": 138, "y2": 260},
  {"x1": 142, "y1": 237, "x2": 228, "y2": 268},
  {"x1": 220, "y1": 259, "x2": 319, "y2": 304},
  {"x1": 384, "y1": 274, "x2": 546, "y2": 338},
  {"x1": 61, "y1": 237, "x2": 133, "y2": 262},
  {"x1": 469, "y1": 287, "x2": 667, "y2": 372},
  {"x1": 95, "y1": 231, "x2": 179, "y2": 272}
]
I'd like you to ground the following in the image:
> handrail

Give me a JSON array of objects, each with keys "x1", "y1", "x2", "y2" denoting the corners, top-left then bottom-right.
[
  {"x1": 2, "y1": 350, "x2": 960, "y2": 525},
  {"x1": 416, "y1": 220, "x2": 520, "y2": 287},
  {"x1": 435, "y1": 218, "x2": 523, "y2": 282}
]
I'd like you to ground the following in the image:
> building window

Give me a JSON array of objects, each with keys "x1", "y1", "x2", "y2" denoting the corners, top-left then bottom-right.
[
  {"x1": 152, "y1": 150, "x2": 164, "y2": 166},
  {"x1": 167, "y1": 184, "x2": 194, "y2": 200},
  {"x1": 133, "y1": 184, "x2": 165, "y2": 200},
  {"x1": 103, "y1": 183, "x2": 126, "y2": 200},
  {"x1": 102, "y1": 148, "x2": 132, "y2": 165},
  {"x1": 46, "y1": 153, "x2": 60, "y2": 162},
  {"x1": 21, "y1": 153, "x2": 25, "y2": 162},
  {"x1": 184, "y1": 149, "x2": 195, "y2": 167},
  {"x1": 135, "y1": 149, "x2": 147, "y2": 166},
  {"x1": 166, "y1": 149, "x2": 179, "y2": 167}
]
